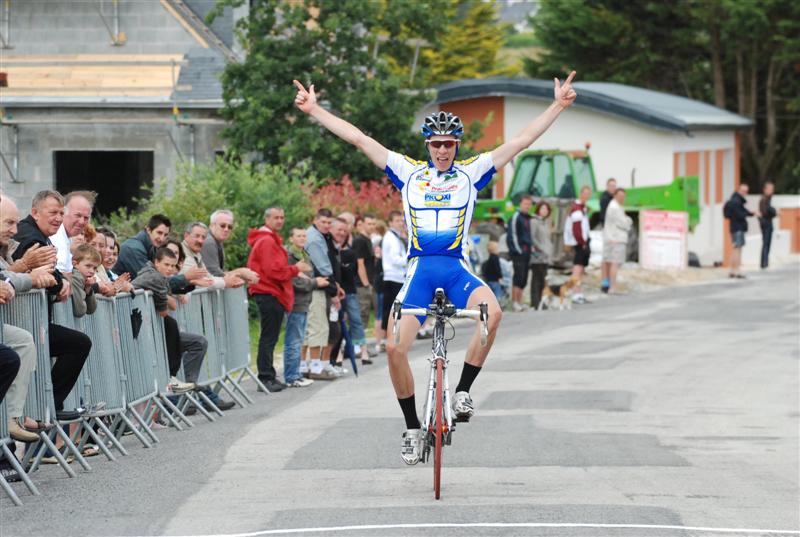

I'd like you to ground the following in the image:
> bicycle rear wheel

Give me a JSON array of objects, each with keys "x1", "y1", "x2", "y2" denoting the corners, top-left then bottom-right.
[{"x1": 433, "y1": 359, "x2": 444, "y2": 500}]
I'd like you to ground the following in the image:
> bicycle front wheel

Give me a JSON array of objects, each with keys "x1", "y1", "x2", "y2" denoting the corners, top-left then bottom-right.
[{"x1": 433, "y1": 358, "x2": 444, "y2": 500}]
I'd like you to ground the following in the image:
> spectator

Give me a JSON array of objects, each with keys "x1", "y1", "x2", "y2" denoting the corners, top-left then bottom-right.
[
  {"x1": 759, "y1": 182, "x2": 777, "y2": 269},
  {"x1": 0, "y1": 343, "x2": 20, "y2": 408},
  {"x1": 247, "y1": 207, "x2": 311, "y2": 392},
  {"x1": 381, "y1": 210, "x2": 407, "y2": 332},
  {"x1": 165, "y1": 237, "x2": 235, "y2": 411},
  {"x1": 304, "y1": 208, "x2": 339, "y2": 380},
  {"x1": 99, "y1": 228, "x2": 134, "y2": 294},
  {"x1": 334, "y1": 217, "x2": 367, "y2": 363},
  {"x1": 114, "y1": 214, "x2": 172, "y2": 279},
  {"x1": 726, "y1": 183, "x2": 757, "y2": 279},
  {"x1": 132, "y1": 247, "x2": 201, "y2": 394},
  {"x1": 12, "y1": 190, "x2": 92, "y2": 420},
  {"x1": 563, "y1": 185, "x2": 592, "y2": 304},
  {"x1": 506, "y1": 194, "x2": 533, "y2": 312},
  {"x1": 529, "y1": 201, "x2": 553, "y2": 310},
  {"x1": 89, "y1": 227, "x2": 116, "y2": 296},
  {"x1": 0, "y1": 194, "x2": 55, "y2": 442},
  {"x1": 481, "y1": 241, "x2": 503, "y2": 300},
  {"x1": 599, "y1": 178, "x2": 617, "y2": 227},
  {"x1": 352, "y1": 215, "x2": 377, "y2": 363},
  {"x1": 70, "y1": 244, "x2": 100, "y2": 317},
  {"x1": 181, "y1": 222, "x2": 245, "y2": 289},
  {"x1": 202, "y1": 209, "x2": 234, "y2": 277},
  {"x1": 371, "y1": 220, "x2": 386, "y2": 353},
  {"x1": 285, "y1": 227, "x2": 326, "y2": 387},
  {"x1": 102, "y1": 232, "x2": 121, "y2": 280},
  {"x1": 330, "y1": 217, "x2": 360, "y2": 372},
  {"x1": 49, "y1": 190, "x2": 96, "y2": 277},
  {"x1": 322, "y1": 217, "x2": 345, "y2": 374},
  {"x1": 602, "y1": 188, "x2": 632, "y2": 294}
]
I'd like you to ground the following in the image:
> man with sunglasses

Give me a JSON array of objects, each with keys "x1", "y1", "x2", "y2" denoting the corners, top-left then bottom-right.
[
  {"x1": 292, "y1": 70, "x2": 577, "y2": 465},
  {"x1": 201, "y1": 209, "x2": 259, "y2": 284}
]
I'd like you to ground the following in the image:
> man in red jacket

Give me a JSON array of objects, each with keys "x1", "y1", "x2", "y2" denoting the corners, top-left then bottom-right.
[{"x1": 247, "y1": 206, "x2": 311, "y2": 393}]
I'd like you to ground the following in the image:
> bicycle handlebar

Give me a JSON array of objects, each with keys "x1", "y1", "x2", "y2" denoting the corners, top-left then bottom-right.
[{"x1": 392, "y1": 300, "x2": 489, "y2": 346}]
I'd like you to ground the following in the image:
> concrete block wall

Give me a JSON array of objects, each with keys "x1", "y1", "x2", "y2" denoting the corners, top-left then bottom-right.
[
  {"x1": 4, "y1": 0, "x2": 206, "y2": 54},
  {"x1": 0, "y1": 109, "x2": 225, "y2": 213}
]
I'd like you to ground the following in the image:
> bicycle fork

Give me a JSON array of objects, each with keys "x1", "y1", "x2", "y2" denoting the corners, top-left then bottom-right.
[{"x1": 421, "y1": 354, "x2": 454, "y2": 463}]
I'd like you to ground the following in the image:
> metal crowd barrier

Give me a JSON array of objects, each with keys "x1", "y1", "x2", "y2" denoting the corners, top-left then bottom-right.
[
  {"x1": 0, "y1": 286, "x2": 259, "y2": 507},
  {"x1": 175, "y1": 288, "x2": 248, "y2": 414},
  {"x1": 221, "y1": 286, "x2": 268, "y2": 396},
  {"x1": 0, "y1": 290, "x2": 90, "y2": 478}
]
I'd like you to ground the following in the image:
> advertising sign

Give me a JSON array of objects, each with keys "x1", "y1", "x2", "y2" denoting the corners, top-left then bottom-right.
[{"x1": 640, "y1": 210, "x2": 688, "y2": 270}]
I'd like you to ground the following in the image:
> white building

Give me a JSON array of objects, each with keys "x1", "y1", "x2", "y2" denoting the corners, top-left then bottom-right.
[{"x1": 422, "y1": 77, "x2": 753, "y2": 266}]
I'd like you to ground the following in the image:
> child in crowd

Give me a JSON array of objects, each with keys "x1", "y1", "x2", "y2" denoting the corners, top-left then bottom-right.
[
  {"x1": 132, "y1": 247, "x2": 203, "y2": 394},
  {"x1": 481, "y1": 241, "x2": 504, "y2": 301},
  {"x1": 70, "y1": 244, "x2": 100, "y2": 317}
]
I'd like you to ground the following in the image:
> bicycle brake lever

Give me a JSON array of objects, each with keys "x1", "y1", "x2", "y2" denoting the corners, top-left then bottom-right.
[
  {"x1": 392, "y1": 301, "x2": 402, "y2": 345},
  {"x1": 479, "y1": 302, "x2": 489, "y2": 347}
]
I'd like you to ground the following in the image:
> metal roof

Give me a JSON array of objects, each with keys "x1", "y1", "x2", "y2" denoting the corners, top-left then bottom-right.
[{"x1": 436, "y1": 77, "x2": 752, "y2": 132}]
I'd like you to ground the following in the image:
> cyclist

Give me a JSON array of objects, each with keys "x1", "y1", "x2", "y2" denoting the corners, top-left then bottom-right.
[{"x1": 293, "y1": 71, "x2": 577, "y2": 464}]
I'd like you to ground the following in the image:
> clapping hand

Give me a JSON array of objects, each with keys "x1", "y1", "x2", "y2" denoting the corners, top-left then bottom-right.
[
  {"x1": 554, "y1": 70, "x2": 577, "y2": 109},
  {"x1": 21, "y1": 244, "x2": 58, "y2": 270},
  {"x1": 0, "y1": 280, "x2": 15, "y2": 304},
  {"x1": 30, "y1": 265, "x2": 57, "y2": 289}
]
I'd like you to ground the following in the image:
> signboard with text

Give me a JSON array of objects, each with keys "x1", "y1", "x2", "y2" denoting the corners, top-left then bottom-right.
[{"x1": 639, "y1": 210, "x2": 688, "y2": 270}]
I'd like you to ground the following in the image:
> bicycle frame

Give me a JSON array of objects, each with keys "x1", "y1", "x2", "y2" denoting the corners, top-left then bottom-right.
[
  {"x1": 393, "y1": 289, "x2": 489, "y2": 476},
  {"x1": 421, "y1": 312, "x2": 455, "y2": 463}
]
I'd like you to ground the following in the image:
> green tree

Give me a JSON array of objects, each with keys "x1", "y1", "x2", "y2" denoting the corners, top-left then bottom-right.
[
  {"x1": 419, "y1": 0, "x2": 517, "y2": 85},
  {"x1": 211, "y1": 0, "x2": 430, "y2": 182},
  {"x1": 107, "y1": 160, "x2": 314, "y2": 270},
  {"x1": 525, "y1": 0, "x2": 799, "y2": 192}
]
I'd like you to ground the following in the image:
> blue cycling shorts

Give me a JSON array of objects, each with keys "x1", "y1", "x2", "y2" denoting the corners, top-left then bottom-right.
[{"x1": 395, "y1": 256, "x2": 488, "y2": 325}]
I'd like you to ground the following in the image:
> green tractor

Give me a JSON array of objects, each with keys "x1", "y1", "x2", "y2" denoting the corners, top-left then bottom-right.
[{"x1": 473, "y1": 148, "x2": 700, "y2": 264}]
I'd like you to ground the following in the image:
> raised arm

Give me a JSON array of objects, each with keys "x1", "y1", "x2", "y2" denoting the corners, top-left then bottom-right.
[
  {"x1": 491, "y1": 71, "x2": 577, "y2": 170},
  {"x1": 293, "y1": 80, "x2": 389, "y2": 169}
]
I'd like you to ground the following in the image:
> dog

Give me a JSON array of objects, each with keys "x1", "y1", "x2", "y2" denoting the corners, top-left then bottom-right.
[{"x1": 538, "y1": 276, "x2": 579, "y2": 311}]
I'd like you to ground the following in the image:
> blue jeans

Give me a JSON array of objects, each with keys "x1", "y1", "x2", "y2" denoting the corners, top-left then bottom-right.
[
  {"x1": 343, "y1": 293, "x2": 366, "y2": 346},
  {"x1": 487, "y1": 281, "x2": 503, "y2": 300},
  {"x1": 283, "y1": 311, "x2": 307, "y2": 383}
]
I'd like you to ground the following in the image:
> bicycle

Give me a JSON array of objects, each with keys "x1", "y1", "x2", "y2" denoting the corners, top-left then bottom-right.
[{"x1": 393, "y1": 288, "x2": 489, "y2": 500}]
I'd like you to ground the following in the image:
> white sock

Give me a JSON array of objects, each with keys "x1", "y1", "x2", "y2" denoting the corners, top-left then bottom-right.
[{"x1": 310, "y1": 359, "x2": 323, "y2": 373}]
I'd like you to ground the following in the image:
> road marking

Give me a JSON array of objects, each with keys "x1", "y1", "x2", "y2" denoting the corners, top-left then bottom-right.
[{"x1": 162, "y1": 522, "x2": 800, "y2": 536}]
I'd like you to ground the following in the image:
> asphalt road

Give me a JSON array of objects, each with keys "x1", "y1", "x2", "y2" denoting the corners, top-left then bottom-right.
[{"x1": 1, "y1": 265, "x2": 799, "y2": 537}]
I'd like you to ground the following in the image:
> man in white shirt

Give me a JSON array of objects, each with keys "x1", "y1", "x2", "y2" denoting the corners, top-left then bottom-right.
[
  {"x1": 563, "y1": 185, "x2": 591, "y2": 303},
  {"x1": 50, "y1": 190, "x2": 95, "y2": 277},
  {"x1": 602, "y1": 188, "x2": 632, "y2": 294},
  {"x1": 380, "y1": 211, "x2": 408, "y2": 333}
]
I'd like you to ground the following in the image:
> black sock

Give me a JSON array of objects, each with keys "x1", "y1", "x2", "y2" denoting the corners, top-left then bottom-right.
[
  {"x1": 455, "y1": 363, "x2": 482, "y2": 394},
  {"x1": 398, "y1": 395, "x2": 421, "y2": 429}
]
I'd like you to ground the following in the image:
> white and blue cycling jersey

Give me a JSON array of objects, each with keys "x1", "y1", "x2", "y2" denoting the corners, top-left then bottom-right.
[
  {"x1": 384, "y1": 150, "x2": 496, "y2": 316},
  {"x1": 385, "y1": 150, "x2": 495, "y2": 260}
]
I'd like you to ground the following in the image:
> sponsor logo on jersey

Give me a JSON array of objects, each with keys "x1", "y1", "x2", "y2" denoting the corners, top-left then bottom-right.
[
  {"x1": 428, "y1": 183, "x2": 460, "y2": 193},
  {"x1": 424, "y1": 193, "x2": 452, "y2": 207}
]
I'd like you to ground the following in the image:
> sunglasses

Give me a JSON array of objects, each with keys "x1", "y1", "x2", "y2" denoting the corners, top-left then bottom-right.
[
  {"x1": 426, "y1": 140, "x2": 458, "y2": 149},
  {"x1": 217, "y1": 223, "x2": 234, "y2": 230}
]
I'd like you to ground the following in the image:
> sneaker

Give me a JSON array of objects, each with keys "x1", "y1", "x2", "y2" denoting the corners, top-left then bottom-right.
[
  {"x1": 361, "y1": 356, "x2": 373, "y2": 365},
  {"x1": 308, "y1": 365, "x2": 339, "y2": 381},
  {"x1": 0, "y1": 463, "x2": 21, "y2": 483},
  {"x1": 572, "y1": 295, "x2": 587, "y2": 305},
  {"x1": 287, "y1": 378, "x2": 314, "y2": 388},
  {"x1": 367, "y1": 346, "x2": 378, "y2": 358},
  {"x1": 400, "y1": 428, "x2": 424, "y2": 465},
  {"x1": 333, "y1": 365, "x2": 347, "y2": 376},
  {"x1": 264, "y1": 379, "x2": 286, "y2": 392},
  {"x1": 8, "y1": 419, "x2": 39, "y2": 443},
  {"x1": 452, "y1": 391, "x2": 475, "y2": 421},
  {"x1": 169, "y1": 376, "x2": 196, "y2": 394},
  {"x1": 512, "y1": 302, "x2": 528, "y2": 312}
]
